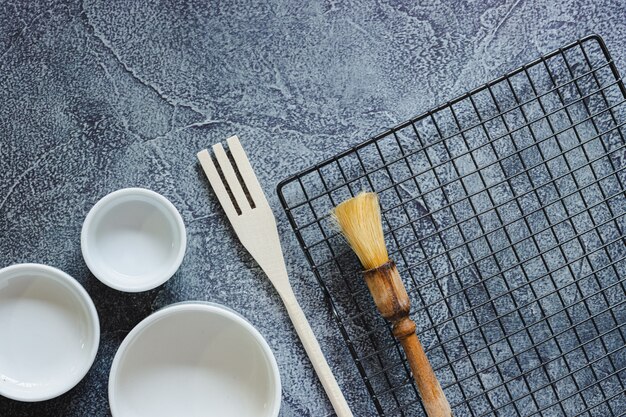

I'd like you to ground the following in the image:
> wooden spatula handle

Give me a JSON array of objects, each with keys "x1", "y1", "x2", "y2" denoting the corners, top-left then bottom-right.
[
  {"x1": 364, "y1": 261, "x2": 452, "y2": 417},
  {"x1": 280, "y1": 287, "x2": 354, "y2": 417}
]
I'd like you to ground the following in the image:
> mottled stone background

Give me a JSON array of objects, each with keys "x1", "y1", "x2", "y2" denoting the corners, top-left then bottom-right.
[{"x1": 0, "y1": 1, "x2": 625, "y2": 416}]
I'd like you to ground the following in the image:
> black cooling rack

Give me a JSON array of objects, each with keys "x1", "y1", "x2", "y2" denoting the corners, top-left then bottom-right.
[{"x1": 277, "y1": 35, "x2": 626, "y2": 416}]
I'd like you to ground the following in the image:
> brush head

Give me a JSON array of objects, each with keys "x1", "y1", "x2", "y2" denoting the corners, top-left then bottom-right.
[{"x1": 332, "y1": 192, "x2": 389, "y2": 270}]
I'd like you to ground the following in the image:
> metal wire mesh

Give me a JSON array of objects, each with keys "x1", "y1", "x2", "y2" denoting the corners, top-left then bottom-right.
[{"x1": 277, "y1": 35, "x2": 626, "y2": 416}]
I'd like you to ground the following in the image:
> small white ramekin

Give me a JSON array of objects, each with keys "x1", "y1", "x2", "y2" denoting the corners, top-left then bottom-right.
[
  {"x1": 109, "y1": 302, "x2": 281, "y2": 417},
  {"x1": 81, "y1": 188, "x2": 187, "y2": 292},
  {"x1": 0, "y1": 263, "x2": 100, "y2": 402}
]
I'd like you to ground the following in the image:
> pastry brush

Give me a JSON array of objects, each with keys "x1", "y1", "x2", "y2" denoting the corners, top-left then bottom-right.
[{"x1": 333, "y1": 192, "x2": 452, "y2": 417}]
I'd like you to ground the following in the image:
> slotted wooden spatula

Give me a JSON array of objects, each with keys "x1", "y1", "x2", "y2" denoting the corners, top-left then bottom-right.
[{"x1": 197, "y1": 135, "x2": 354, "y2": 417}]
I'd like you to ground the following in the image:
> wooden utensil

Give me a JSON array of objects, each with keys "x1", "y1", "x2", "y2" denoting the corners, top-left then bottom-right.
[
  {"x1": 333, "y1": 192, "x2": 452, "y2": 417},
  {"x1": 197, "y1": 135, "x2": 354, "y2": 417}
]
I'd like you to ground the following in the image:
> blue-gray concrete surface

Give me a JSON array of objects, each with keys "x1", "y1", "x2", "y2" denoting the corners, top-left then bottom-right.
[{"x1": 1, "y1": 1, "x2": 625, "y2": 416}]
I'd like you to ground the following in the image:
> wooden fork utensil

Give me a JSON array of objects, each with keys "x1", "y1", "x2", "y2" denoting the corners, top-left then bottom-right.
[{"x1": 197, "y1": 136, "x2": 354, "y2": 417}]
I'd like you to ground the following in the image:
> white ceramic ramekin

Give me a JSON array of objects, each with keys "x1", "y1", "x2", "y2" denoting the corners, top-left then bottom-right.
[
  {"x1": 0, "y1": 263, "x2": 100, "y2": 402},
  {"x1": 109, "y1": 302, "x2": 281, "y2": 417},
  {"x1": 81, "y1": 188, "x2": 186, "y2": 292}
]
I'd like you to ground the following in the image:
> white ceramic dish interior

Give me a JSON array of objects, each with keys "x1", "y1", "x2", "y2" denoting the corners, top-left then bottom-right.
[
  {"x1": 0, "y1": 263, "x2": 100, "y2": 402},
  {"x1": 109, "y1": 302, "x2": 281, "y2": 417},
  {"x1": 81, "y1": 188, "x2": 186, "y2": 292}
]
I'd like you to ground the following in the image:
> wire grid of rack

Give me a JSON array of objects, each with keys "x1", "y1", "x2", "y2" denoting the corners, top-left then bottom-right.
[{"x1": 277, "y1": 35, "x2": 626, "y2": 416}]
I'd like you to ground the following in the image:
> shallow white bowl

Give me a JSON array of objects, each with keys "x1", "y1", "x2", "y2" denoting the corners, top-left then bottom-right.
[
  {"x1": 81, "y1": 188, "x2": 186, "y2": 292},
  {"x1": 109, "y1": 303, "x2": 281, "y2": 417},
  {"x1": 0, "y1": 264, "x2": 100, "y2": 402}
]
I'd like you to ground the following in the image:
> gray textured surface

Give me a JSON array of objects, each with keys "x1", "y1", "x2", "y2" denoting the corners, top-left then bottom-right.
[{"x1": 1, "y1": 1, "x2": 625, "y2": 416}]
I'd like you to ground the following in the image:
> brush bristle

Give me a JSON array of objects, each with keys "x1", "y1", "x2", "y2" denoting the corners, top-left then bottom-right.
[{"x1": 332, "y1": 192, "x2": 389, "y2": 270}]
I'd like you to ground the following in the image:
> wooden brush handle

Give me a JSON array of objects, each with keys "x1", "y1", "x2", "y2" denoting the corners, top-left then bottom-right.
[
  {"x1": 399, "y1": 328, "x2": 452, "y2": 417},
  {"x1": 364, "y1": 261, "x2": 452, "y2": 417}
]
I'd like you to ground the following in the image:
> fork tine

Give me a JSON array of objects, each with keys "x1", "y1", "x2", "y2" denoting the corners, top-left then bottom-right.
[
  {"x1": 226, "y1": 135, "x2": 268, "y2": 207},
  {"x1": 197, "y1": 149, "x2": 238, "y2": 220},
  {"x1": 212, "y1": 142, "x2": 252, "y2": 212}
]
